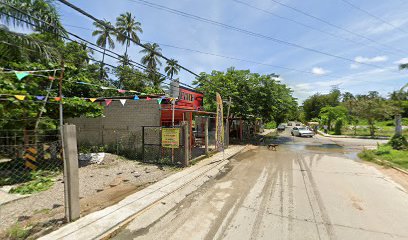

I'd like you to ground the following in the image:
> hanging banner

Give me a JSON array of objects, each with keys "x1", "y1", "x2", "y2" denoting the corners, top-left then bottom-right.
[
  {"x1": 120, "y1": 99, "x2": 126, "y2": 106},
  {"x1": 215, "y1": 92, "x2": 224, "y2": 151},
  {"x1": 162, "y1": 128, "x2": 180, "y2": 148}
]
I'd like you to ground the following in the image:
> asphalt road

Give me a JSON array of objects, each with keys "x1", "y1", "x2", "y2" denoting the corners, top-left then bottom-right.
[{"x1": 113, "y1": 130, "x2": 408, "y2": 240}]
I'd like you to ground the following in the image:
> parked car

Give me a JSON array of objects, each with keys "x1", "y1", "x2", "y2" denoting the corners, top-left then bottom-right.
[
  {"x1": 295, "y1": 122, "x2": 301, "y2": 126},
  {"x1": 277, "y1": 124, "x2": 286, "y2": 131},
  {"x1": 287, "y1": 122, "x2": 293, "y2": 126},
  {"x1": 291, "y1": 127, "x2": 314, "y2": 137}
]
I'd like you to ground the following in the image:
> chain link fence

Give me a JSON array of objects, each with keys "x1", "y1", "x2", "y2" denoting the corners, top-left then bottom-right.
[{"x1": 0, "y1": 130, "x2": 66, "y2": 239}]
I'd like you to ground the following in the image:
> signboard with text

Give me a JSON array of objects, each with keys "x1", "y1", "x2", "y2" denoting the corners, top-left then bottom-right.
[{"x1": 162, "y1": 128, "x2": 180, "y2": 148}]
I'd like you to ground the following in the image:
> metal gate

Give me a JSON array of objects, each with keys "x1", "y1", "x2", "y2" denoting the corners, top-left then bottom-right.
[{"x1": 142, "y1": 126, "x2": 185, "y2": 165}]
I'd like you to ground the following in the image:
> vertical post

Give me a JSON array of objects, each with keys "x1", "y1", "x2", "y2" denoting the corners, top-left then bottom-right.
[
  {"x1": 183, "y1": 122, "x2": 189, "y2": 167},
  {"x1": 62, "y1": 124, "x2": 80, "y2": 222},
  {"x1": 225, "y1": 119, "x2": 229, "y2": 149},
  {"x1": 204, "y1": 117, "x2": 209, "y2": 156},
  {"x1": 141, "y1": 127, "x2": 145, "y2": 162}
]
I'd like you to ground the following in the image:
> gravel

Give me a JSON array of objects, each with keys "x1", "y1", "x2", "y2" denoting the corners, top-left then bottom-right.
[{"x1": 0, "y1": 153, "x2": 177, "y2": 234}]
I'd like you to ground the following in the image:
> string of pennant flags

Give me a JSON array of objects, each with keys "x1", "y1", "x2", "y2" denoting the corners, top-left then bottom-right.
[
  {"x1": 0, "y1": 68, "x2": 161, "y2": 96},
  {"x1": 0, "y1": 67, "x2": 180, "y2": 106},
  {"x1": 0, "y1": 93, "x2": 169, "y2": 105}
]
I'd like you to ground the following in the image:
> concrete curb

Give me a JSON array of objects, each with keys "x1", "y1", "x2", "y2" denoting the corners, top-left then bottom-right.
[
  {"x1": 317, "y1": 130, "x2": 390, "y2": 140},
  {"x1": 370, "y1": 158, "x2": 408, "y2": 176},
  {"x1": 40, "y1": 145, "x2": 248, "y2": 240}
]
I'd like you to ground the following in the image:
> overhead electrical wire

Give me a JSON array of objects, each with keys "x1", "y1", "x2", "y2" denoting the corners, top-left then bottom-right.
[
  {"x1": 269, "y1": 0, "x2": 408, "y2": 55},
  {"x1": 339, "y1": 0, "x2": 408, "y2": 35},
  {"x1": 125, "y1": 0, "x2": 402, "y2": 72},
  {"x1": 231, "y1": 0, "x2": 396, "y2": 57},
  {"x1": 56, "y1": 0, "x2": 201, "y2": 78},
  {"x1": 0, "y1": 4, "x2": 195, "y2": 90}
]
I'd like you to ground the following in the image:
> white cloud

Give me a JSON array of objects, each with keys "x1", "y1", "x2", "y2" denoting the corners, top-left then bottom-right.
[
  {"x1": 311, "y1": 67, "x2": 329, "y2": 75},
  {"x1": 355, "y1": 56, "x2": 388, "y2": 63},
  {"x1": 350, "y1": 63, "x2": 360, "y2": 69},
  {"x1": 395, "y1": 58, "x2": 408, "y2": 64}
]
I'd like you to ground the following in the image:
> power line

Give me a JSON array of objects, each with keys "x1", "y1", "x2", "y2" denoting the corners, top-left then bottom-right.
[
  {"x1": 126, "y1": 0, "x2": 401, "y2": 72},
  {"x1": 0, "y1": 4, "x2": 195, "y2": 90},
  {"x1": 231, "y1": 0, "x2": 394, "y2": 57},
  {"x1": 56, "y1": 0, "x2": 201, "y2": 78},
  {"x1": 269, "y1": 0, "x2": 408, "y2": 55},
  {"x1": 339, "y1": 0, "x2": 408, "y2": 35}
]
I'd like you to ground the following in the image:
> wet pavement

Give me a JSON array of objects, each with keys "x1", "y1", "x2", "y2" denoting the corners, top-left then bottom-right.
[{"x1": 112, "y1": 130, "x2": 408, "y2": 240}]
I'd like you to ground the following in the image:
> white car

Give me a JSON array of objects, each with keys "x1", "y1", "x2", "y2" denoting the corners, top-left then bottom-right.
[{"x1": 291, "y1": 127, "x2": 314, "y2": 137}]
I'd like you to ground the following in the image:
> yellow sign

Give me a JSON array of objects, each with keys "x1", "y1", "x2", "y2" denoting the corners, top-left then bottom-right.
[{"x1": 162, "y1": 128, "x2": 180, "y2": 148}]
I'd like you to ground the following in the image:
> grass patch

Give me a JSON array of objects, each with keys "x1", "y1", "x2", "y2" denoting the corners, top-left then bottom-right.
[
  {"x1": 358, "y1": 145, "x2": 408, "y2": 170},
  {"x1": 9, "y1": 170, "x2": 58, "y2": 195},
  {"x1": 7, "y1": 224, "x2": 32, "y2": 240}
]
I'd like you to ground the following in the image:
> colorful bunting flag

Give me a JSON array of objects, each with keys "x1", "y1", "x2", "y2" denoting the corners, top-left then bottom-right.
[
  {"x1": 128, "y1": 90, "x2": 138, "y2": 93},
  {"x1": 14, "y1": 95, "x2": 26, "y2": 100},
  {"x1": 118, "y1": 89, "x2": 126, "y2": 93},
  {"x1": 35, "y1": 96, "x2": 45, "y2": 100},
  {"x1": 15, "y1": 72, "x2": 29, "y2": 80},
  {"x1": 120, "y1": 99, "x2": 126, "y2": 106},
  {"x1": 146, "y1": 97, "x2": 151, "y2": 101},
  {"x1": 105, "y1": 99, "x2": 112, "y2": 106},
  {"x1": 100, "y1": 86, "x2": 110, "y2": 90},
  {"x1": 54, "y1": 97, "x2": 61, "y2": 101},
  {"x1": 48, "y1": 76, "x2": 55, "y2": 81},
  {"x1": 133, "y1": 95, "x2": 139, "y2": 100},
  {"x1": 157, "y1": 98, "x2": 162, "y2": 104},
  {"x1": 89, "y1": 98, "x2": 97, "y2": 103}
]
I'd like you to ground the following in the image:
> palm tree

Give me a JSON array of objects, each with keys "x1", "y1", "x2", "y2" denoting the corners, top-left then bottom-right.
[
  {"x1": 116, "y1": 12, "x2": 143, "y2": 56},
  {"x1": 164, "y1": 59, "x2": 180, "y2": 79},
  {"x1": 140, "y1": 43, "x2": 163, "y2": 87},
  {"x1": 140, "y1": 43, "x2": 162, "y2": 70},
  {"x1": 0, "y1": 0, "x2": 65, "y2": 60},
  {"x1": 92, "y1": 20, "x2": 116, "y2": 79},
  {"x1": 400, "y1": 63, "x2": 408, "y2": 70}
]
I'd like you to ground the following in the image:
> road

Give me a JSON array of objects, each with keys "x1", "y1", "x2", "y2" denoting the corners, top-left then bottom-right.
[{"x1": 113, "y1": 130, "x2": 408, "y2": 240}]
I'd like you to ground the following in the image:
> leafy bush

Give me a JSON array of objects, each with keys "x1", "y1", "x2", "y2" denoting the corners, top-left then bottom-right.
[
  {"x1": 334, "y1": 119, "x2": 343, "y2": 135},
  {"x1": 358, "y1": 149, "x2": 375, "y2": 161},
  {"x1": 388, "y1": 134, "x2": 408, "y2": 150},
  {"x1": 264, "y1": 121, "x2": 276, "y2": 129},
  {"x1": 9, "y1": 170, "x2": 57, "y2": 195}
]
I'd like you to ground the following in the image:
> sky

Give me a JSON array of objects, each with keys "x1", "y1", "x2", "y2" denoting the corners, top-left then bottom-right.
[{"x1": 53, "y1": 0, "x2": 408, "y2": 102}]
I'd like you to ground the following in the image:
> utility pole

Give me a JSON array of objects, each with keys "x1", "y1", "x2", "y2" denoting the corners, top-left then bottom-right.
[{"x1": 225, "y1": 97, "x2": 232, "y2": 149}]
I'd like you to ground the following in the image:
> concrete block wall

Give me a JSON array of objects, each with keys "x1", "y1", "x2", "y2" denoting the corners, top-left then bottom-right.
[{"x1": 67, "y1": 99, "x2": 161, "y2": 149}]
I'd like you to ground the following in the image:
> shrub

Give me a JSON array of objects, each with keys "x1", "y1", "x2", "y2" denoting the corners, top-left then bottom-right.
[
  {"x1": 265, "y1": 121, "x2": 276, "y2": 129},
  {"x1": 334, "y1": 119, "x2": 343, "y2": 135},
  {"x1": 388, "y1": 134, "x2": 408, "y2": 150},
  {"x1": 358, "y1": 149, "x2": 375, "y2": 161}
]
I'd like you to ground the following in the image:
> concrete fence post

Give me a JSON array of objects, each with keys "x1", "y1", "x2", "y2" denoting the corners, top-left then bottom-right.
[
  {"x1": 62, "y1": 124, "x2": 80, "y2": 222},
  {"x1": 204, "y1": 118, "x2": 209, "y2": 156},
  {"x1": 183, "y1": 122, "x2": 190, "y2": 167}
]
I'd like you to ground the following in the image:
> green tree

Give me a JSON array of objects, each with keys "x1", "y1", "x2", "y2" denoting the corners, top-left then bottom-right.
[
  {"x1": 319, "y1": 106, "x2": 348, "y2": 132},
  {"x1": 164, "y1": 59, "x2": 180, "y2": 79},
  {"x1": 194, "y1": 68, "x2": 298, "y2": 124},
  {"x1": 303, "y1": 89, "x2": 341, "y2": 120},
  {"x1": 92, "y1": 19, "x2": 116, "y2": 79},
  {"x1": 352, "y1": 98, "x2": 396, "y2": 137},
  {"x1": 140, "y1": 43, "x2": 163, "y2": 88},
  {"x1": 116, "y1": 12, "x2": 143, "y2": 56}
]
